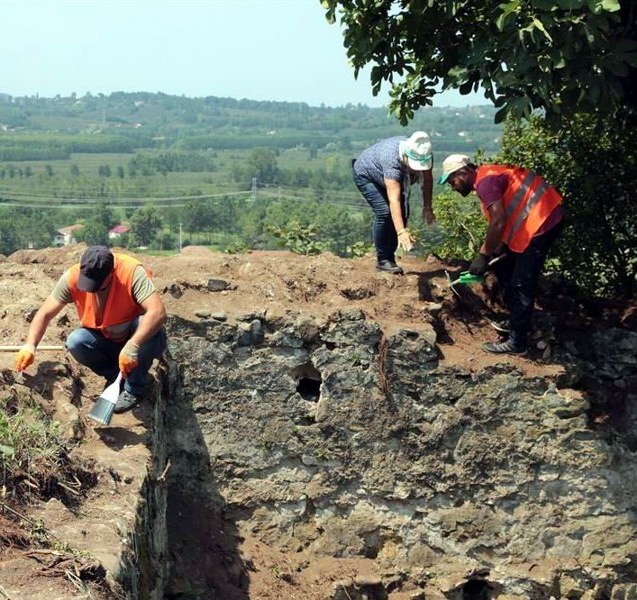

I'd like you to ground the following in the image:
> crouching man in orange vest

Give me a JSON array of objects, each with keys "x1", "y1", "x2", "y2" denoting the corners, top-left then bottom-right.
[
  {"x1": 15, "y1": 245, "x2": 167, "y2": 413},
  {"x1": 439, "y1": 155, "x2": 564, "y2": 355}
]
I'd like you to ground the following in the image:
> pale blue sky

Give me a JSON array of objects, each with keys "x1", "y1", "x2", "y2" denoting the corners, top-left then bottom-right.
[{"x1": 0, "y1": 0, "x2": 487, "y2": 108}]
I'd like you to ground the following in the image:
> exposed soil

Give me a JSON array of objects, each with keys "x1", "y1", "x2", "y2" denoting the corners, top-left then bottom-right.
[{"x1": 1, "y1": 245, "x2": 635, "y2": 598}]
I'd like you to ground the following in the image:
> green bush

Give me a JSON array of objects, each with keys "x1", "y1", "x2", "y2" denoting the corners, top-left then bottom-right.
[
  {"x1": 431, "y1": 189, "x2": 487, "y2": 260},
  {"x1": 496, "y1": 114, "x2": 637, "y2": 298},
  {"x1": 266, "y1": 221, "x2": 325, "y2": 255}
]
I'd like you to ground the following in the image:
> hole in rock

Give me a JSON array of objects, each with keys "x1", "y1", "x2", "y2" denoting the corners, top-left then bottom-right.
[
  {"x1": 461, "y1": 579, "x2": 495, "y2": 600},
  {"x1": 292, "y1": 364, "x2": 322, "y2": 402},
  {"x1": 296, "y1": 377, "x2": 321, "y2": 402}
]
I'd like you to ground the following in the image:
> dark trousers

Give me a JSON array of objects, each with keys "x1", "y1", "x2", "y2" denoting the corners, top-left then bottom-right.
[
  {"x1": 353, "y1": 170, "x2": 408, "y2": 262},
  {"x1": 491, "y1": 222, "x2": 563, "y2": 347}
]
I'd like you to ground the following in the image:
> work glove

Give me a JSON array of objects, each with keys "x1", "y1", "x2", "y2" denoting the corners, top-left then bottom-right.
[
  {"x1": 397, "y1": 228, "x2": 414, "y2": 252},
  {"x1": 119, "y1": 340, "x2": 140, "y2": 378},
  {"x1": 15, "y1": 344, "x2": 36, "y2": 372},
  {"x1": 469, "y1": 253, "x2": 490, "y2": 276}
]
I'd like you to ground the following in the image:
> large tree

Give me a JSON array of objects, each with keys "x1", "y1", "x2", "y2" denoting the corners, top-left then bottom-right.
[
  {"x1": 129, "y1": 205, "x2": 162, "y2": 247},
  {"x1": 322, "y1": 0, "x2": 637, "y2": 125}
]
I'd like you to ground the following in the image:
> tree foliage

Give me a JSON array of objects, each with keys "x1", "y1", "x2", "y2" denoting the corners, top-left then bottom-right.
[
  {"x1": 266, "y1": 221, "x2": 325, "y2": 255},
  {"x1": 0, "y1": 207, "x2": 57, "y2": 252},
  {"x1": 495, "y1": 114, "x2": 637, "y2": 298},
  {"x1": 129, "y1": 205, "x2": 162, "y2": 247},
  {"x1": 322, "y1": 0, "x2": 637, "y2": 125}
]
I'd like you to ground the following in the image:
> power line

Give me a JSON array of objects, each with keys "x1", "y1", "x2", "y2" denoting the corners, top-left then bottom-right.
[
  {"x1": 0, "y1": 190, "x2": 253, "y2": 205},
  {"x1": 258, "y1": 190, "x2": 367, "y2": 211}
]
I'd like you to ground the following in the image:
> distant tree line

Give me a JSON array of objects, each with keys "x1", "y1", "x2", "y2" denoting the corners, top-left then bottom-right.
[{"x1": 0, "y1": 91, "x2": 502, "y2": 156}]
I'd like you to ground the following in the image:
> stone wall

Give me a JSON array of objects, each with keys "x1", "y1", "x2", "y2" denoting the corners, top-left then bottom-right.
[
  {"x1": 166, "y1": 308, "x2": 637, "y2": 599},
  {"x1": 118, "y1": 363, "x2": 171, "y2": 599}
]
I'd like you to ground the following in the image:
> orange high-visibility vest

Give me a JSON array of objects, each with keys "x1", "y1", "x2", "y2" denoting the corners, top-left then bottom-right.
[
  {"x1": 68, "y1": 253, "x2": 147, "y2": 334},
  {"x1": 476, "y1": 165, "x2": 562, "y2": 252}
]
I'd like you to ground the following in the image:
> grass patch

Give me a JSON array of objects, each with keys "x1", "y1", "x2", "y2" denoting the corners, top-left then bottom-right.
[{"x1": 0, "y1": 393, "x2": 97, "y2": 509}]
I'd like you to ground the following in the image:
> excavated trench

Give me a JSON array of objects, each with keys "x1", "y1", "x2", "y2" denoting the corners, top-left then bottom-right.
[{"x1": 123, "y1": 311, "x2": 637, "y2": 600}]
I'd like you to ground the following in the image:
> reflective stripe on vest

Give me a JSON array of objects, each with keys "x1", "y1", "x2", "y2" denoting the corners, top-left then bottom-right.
[
  {"x1": 504, "y1": 171, "x2": 536, "y2": 221},
  {"x1": 476, "y1": 165, "x2": 562, "y2": 252},
  {"x1": 505, "y1": 180, "x2": 548, "y2": 245}
]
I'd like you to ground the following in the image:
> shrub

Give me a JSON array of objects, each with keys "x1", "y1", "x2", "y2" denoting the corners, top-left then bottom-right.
[{"x1": 496, "y1": 114, "x2": 637, "y2": 298}]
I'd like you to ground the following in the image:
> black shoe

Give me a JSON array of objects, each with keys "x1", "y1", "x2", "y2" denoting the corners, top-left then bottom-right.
[
  {"x1": 376, "y1": 260, "x2": 403, "y2": 274},
  {"x1": 483, "y1": 339, "x2": 527, "y2": 355},
  {"x1": 113, "y1": 389, "x2": 142, "y2": 414},
  {"x1": 488, "y1": 319, "x2": 509, "y2": 335}
]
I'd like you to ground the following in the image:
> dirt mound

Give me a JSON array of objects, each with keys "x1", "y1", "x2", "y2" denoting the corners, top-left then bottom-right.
[{"x1": 1, "y1": 245, "x2": 635, "y2": 598}]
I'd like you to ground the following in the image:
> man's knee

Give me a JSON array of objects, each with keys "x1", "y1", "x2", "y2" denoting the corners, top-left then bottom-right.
[{"x1": 65, "y1": 328, "x2": 91, "y2": 353}]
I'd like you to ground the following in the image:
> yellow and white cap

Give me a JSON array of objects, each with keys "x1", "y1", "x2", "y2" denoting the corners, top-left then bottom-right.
[{"x1": 438, "y1": 154, "x2": 471, "y2": 184}]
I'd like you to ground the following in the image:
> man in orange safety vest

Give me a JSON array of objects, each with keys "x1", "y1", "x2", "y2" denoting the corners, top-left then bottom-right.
[
  {"x1": 15, "y1": 245, "x2": 167, "y2": 413},
  {"x1": 439, "y1": 155, "x2": 564, "y2": 355}
]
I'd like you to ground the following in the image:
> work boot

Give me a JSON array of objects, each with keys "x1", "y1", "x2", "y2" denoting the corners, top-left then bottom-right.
[
  {"x1": 376, "y1": 260, "x2": 403, "y2": 274},
  {"x1": 114, "y1": 389, "x2": 142, "y2": 414},
  {"x1": 488, "y1": 319, "x2": 509, "y2": 335},
  {"x1": 483, "y1": 338, "x2": 527, "y2": 355}
]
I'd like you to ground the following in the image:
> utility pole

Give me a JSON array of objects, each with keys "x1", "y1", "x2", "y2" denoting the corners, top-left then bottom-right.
[
  {"x1": 251, "y1": 177, "x2": 257, "y2": 202},
  {"x1": 179, "y1": 223, "x2": 182, "y2": 253}
]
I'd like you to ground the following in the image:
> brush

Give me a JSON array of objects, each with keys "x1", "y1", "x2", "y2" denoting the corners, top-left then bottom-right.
[{"x1": 88, "y1": 373, "x2": 122, "y2": 426}]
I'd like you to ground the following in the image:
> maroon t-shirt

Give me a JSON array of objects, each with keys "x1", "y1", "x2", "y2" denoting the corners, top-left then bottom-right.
[{"x1": 475, "y1": 172, "x2": 564, "y2": 236}]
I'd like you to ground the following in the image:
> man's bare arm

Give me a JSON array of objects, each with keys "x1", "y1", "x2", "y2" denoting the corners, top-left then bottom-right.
[
  {"x1": 25, "y1": 296, "x2": 66, "y2": 347},
  {"x1": 128, "y1": 292, "x2": 167, "y2": 347}
]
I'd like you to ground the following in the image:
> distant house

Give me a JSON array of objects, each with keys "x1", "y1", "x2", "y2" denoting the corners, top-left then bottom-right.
[
  {"x1": 108, "y1": 225, "x2": 130, "y2": 240},
  {"x1": 53, "y1": 224, "x2": 84, "y2": 246}
]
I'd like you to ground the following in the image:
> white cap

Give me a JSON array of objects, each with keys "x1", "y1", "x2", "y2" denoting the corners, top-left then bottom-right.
[
  {"x1": 399, "y1": 131, "x2": 433, "y2": 171},
  {"x1": 439, "y1": 154, "x2": 471, "y2": 184}
]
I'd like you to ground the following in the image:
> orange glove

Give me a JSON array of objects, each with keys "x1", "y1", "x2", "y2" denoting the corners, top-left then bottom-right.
[
  {"x1": 119, "y1": 340, "x2": 139, "y2": 378},
  {"x1": 15, "y1": 344, "x2": 36, "y2": 372}
]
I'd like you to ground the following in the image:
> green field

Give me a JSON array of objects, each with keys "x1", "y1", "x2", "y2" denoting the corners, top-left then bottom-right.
[{"x1": 0, "y1": 92, "x2": 500, "y2": 256}]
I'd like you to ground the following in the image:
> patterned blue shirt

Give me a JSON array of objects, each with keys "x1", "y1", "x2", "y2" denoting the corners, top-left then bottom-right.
[{"x1": 353, "y1": 136, "x2": 407, "y2": 188}]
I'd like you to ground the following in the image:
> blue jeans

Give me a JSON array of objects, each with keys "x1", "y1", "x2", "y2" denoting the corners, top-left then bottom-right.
[
  {"x1": 65, "y1": 316, "x2": 167, "y2": 396},
  {"x1": 353, "y1": 170, "x2": 408, "y2": 262},
  {"x1": 491, "y1": 222, "x2": 563, "y2": 347}
]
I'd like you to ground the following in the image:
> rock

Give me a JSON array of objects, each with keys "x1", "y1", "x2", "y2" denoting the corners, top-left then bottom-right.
[
  {"x1": 211, "y1": 312, "x2": 228, "y2": 322},
  {"x1": 424, "y1": 302, "x2": 443, "y2": 315},
  {"x1": 194, "y1": 309, "x2": 211, "y2": 319},
  {"x1": 237, "y1": 319, "x2": 264, "y2": 346},
  {"x1": 166, "y1": 297, "x2": 637, "y2": 599},
  {"x1": 354, "y1": 575, "x2": 382, "y2": 587},
  {"x1": 167, "y1": 284, "x2": 183, "y2": 298},
  {"x1": 207, "y1": 278, "x2": 229, "y2": 291},
  {"x1": 236, "y1": 309, "x2": 265, "y2": 322},
  {"x1": 56, "y1": 313, "x2": 71, "y2": 326},
  {"x1": 611, "y1": 583, "x2": 637, "y2": 599},
  {"x1": 341, "y1": 286, "x2": 374, "y2": 300}
]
